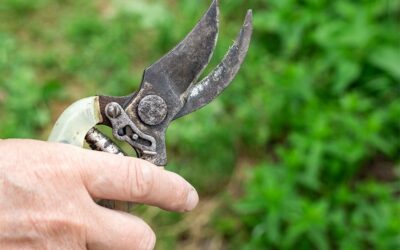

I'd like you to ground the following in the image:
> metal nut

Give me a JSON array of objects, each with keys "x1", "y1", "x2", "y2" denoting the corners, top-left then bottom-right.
[
  {"x1": 106, "y1": 103, "x2": 122, "y2": 118},
  {"x1": 137, "y1": 95, "x2": 168, "y2": 126}
]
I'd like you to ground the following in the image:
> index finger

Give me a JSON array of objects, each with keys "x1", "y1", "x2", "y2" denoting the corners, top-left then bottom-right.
[{"x1": 75, "y1": 148, "x2": 199, "y2": 212}]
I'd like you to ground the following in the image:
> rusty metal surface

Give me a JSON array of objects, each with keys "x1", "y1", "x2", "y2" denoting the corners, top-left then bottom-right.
[
  {"x1": 93, "y1": 0, "x2": 253, "y2": 166},
  {"x1": 105, "y1": 102, "x2": 157, "y2": 156},
  {"x1": 174, "y1": 10, "x2": 253, "y2": 119},
  {"x1": 85, "y1": 127, "x2": 125, "y2": 156}
]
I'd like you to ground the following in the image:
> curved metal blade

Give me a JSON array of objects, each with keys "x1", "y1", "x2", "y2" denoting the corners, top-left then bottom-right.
[
  {"x1": 174, "y1": 10, "x2": 253, "y2": 120},
  {"x1": 141, "y1": 0, "x2": 219, "y2": 96}
]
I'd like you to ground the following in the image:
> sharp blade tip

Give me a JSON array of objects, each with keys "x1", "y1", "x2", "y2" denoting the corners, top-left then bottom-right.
[
  {"x1": 245, "y1": 10, "x2": 253, "y2": 24},
  {"x1": 210, "y1": 0, "x2": 220, "y2": 20},
  {"x1": 203, "y1": 0, "x2": 220, "y2": 31}
]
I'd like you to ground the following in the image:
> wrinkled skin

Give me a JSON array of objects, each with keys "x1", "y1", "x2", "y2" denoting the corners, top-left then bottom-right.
[{"x1": 0, "y1": 139, "x2": 198, "y2": 250}]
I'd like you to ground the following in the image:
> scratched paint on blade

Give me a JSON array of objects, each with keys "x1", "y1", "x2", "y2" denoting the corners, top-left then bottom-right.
[
  {"x1": 174, "y1": 10, "x2": 253, "y2": 120},
  {"x1": 212, "y1": 65, "x2": 224, "y2": 81},
  {"x1": 190, "y1": 78, "x2": 209, "y2": 98},
  {"x1": 190, "y1": 64, "x2": 225, "y2": 98}
]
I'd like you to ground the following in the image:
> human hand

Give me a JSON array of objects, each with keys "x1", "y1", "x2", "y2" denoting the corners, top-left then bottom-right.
[{"x1": 0, "y1": 139, "x2": 198, "y2": 250}]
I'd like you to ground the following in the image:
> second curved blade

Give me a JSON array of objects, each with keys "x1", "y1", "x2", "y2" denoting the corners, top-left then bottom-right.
[{"x1": 174, "y1": 10, "x2": 253, "y2": 120}]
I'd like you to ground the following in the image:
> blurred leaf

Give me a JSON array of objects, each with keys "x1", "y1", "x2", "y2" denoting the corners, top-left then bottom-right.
[
  {"x1": 369, "y1": 46, "x2": 400, "y2": 81},
  {"x1": 334, "y1": 60, "x2": 361, "y2": 93}
]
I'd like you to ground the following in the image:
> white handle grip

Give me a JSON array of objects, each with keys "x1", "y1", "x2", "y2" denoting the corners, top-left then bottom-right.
[{"x1": 48, "y1": 96, "x2": 102, "y2": 146}]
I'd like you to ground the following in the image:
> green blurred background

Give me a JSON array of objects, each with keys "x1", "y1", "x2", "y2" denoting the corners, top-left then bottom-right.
[{"x1": 1, "y1": 0, "x2": 399, "y2": 249}]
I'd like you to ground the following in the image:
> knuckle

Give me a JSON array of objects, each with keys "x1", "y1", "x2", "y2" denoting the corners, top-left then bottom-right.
[
  {"x1": 127, "y1": 160, "x2": 154, "y2": 200},
  {"x1": 30, "y1": 213, "x2": 86, "y2": 243}
]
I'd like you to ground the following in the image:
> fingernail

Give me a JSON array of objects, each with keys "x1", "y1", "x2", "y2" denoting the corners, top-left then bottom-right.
[{"x1": 185, "y1": 188, "x2": 199, "y2": 211}]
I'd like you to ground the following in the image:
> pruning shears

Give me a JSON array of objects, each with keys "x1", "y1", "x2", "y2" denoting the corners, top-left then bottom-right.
[{"x1": 48, "y1": 0, "x2": 252, "y2": 209}]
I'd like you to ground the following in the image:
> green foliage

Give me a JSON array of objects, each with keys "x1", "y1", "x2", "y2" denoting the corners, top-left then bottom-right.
[
  {"x1": 215, "y1": 0, "x2": 400, "y2": 249},
  {"x1": 0, "y1": 33, "x2": 61, "y2": 138},
  {"x1": 1, "y1": 0, "x2": 48, "y2": 14},
  {"x1": 0, "y1": 0, "x2": 399, "y2": 249},
  {"x1": 234, "y1": 164, "x2": 400, "y2": 250}
]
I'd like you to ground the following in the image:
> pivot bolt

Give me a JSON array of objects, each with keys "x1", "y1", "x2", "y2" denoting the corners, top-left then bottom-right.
[{"x1": 137, "y1": 95, "x2": 168, "y2": 126}]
